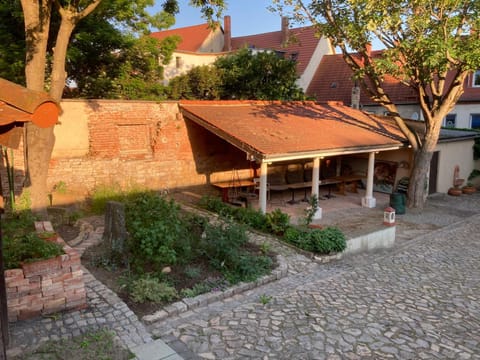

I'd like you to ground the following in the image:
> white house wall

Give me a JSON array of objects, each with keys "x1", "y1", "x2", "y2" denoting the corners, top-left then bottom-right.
[
  {"x1": 435, "y1": 139, "x2": 476, "y2": 192},
  {"x1": 163, "y1": 51, "x2": 225, "y2": 82},
  {"x1": 446, "y1": 103, "x2": 480, "y2": 128},
  {"x1": 297, "y1": 37, "x2": 335, "y2": 91}
]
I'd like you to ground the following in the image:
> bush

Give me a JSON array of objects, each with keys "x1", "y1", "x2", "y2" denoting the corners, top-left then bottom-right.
[
  {"x1": 265, "y1": 209, "x2": 290, "y2": 235},
  {"x1": 125, "y1": 192, "x2": 188, "y2": 271},
  {"x1": 282, "y1": 225, "x2": 346, "y2": 255},
  {"x1": 130, "y1": 275, "x2": 178, "y2": 304},
  {"x1": 3, "y1": 233, "x2": 65, "y2": 269},
  {"x1": 200, "y1": 220, "x2": 273, "y2": 283}
]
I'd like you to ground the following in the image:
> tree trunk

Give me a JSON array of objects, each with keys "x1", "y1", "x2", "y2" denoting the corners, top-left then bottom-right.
[
  {"x1": 24, "y1": 124, "x2": 55, "y2": 215},
  {"x1": 407, "y1": 148, "x2": 433, "y2": 209}
]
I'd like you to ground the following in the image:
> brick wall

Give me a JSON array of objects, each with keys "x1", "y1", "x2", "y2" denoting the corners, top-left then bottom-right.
[
  {"x1": 47, "y1": 100, "x2": 252, "y2": 196},
  {"x1": 5, "y1": 242, "x2": 86, "y2": 322}
]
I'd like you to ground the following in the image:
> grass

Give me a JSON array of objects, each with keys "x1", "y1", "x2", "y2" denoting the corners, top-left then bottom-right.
[{"x1": 11, "y1": 329, "x2": 133, "y2": 360}]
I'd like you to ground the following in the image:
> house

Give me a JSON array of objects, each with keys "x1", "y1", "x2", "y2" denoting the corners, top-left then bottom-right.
[
  {"x1": 308, "y1": 53, "x2": 480, "y2": 129},
  {"x1": 150, "y1": 16, "x2": 335, "y2": 90}
]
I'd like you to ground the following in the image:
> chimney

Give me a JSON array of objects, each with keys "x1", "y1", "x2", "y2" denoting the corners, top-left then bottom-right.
[
  {"x1": 281, "y1": 16, "x2": 289, "y2": 45},
  {"x1": 223, "y1": 15, "x2": 231, "y2": 52},
  {"x1": 351, "y1": 81, "x2": 360, "y2": 109},
  {"x1": 365, "y1": 42, "x2": 372, "y2": 57}
]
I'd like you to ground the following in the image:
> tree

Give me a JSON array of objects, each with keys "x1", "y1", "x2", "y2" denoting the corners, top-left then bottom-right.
[
  {"x1": 15, "y1": 0, "x2": 226, "y2": 215},
  {"x1": 168, "y1": 65, "x2": 222, "y2": 100},
  {"x1": 168, "y1": 48, "x2": 305, "y2": 100},
  {"x1": 215, "y1": 48, "x2": 305, "y2": 100},
  {"x1": 273, "y1": 0, "x2": 480, "y2": 208}
]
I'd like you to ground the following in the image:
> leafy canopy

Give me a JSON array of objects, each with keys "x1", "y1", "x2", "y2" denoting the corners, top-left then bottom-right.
[{"x1": 168, "y1": 48, "x2": 306, "y2": 100}]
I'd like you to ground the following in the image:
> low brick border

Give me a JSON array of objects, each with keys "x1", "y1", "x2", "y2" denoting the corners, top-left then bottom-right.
[{"x1": 5, "y1": 227, "x2": 87, "y2": 322}]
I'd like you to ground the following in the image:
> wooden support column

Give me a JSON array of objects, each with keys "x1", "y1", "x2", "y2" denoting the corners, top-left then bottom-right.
[
  {"x1": 362, "y1": 152, "x2": 377, "y2": 208},
  {"x1": 259, "y1": 162, "x2": 268, "y2": 214}
]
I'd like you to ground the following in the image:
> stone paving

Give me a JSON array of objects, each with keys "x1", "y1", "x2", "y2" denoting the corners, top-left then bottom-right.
[
  {"x1": 6, "y1": 192, "x2": 480, "y2": 359},
  {"x1": 149, "y1": 193, "x2": 480, "y2": 359}
]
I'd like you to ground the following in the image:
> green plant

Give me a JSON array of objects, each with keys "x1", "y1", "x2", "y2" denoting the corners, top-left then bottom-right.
[
  {"x1": 180, "y1": 277, "x2": 230, "y2": 298},
  {"x1": 130, "y1": 275, "x2": 178, "y2": 304},
  {"x1": 53, "y1": 181, "x2": 67, "y2": 194},
  {"x1": 259, "y1": 294, "x2": 272, "y2": 305},
  {"x1": 3, "y1": 233, "x2": 65, "y2": 269},
  {"x1": 265, "y1": 209, "x2": 290, "y2": 235},
  {"x1": 304, "y1": 194, "x2": 319, "y2": 225},
  {"x1": 125, "y1": 192, "x2": 187, "y2": 271},
  {"x1": 184, "y1": 266, "x2": 202, "y2": 279},
  {"x1": 260, "y1": 242, "x2": 271, "y2": 255},
  {"x1": 468, "y1": 169, "x2": 480, "y2": 181}
]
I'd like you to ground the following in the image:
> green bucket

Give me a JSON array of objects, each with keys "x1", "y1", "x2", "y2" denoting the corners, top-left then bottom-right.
[{"x1": 389, "y1": 192, "x2": 406, "y2": 215}]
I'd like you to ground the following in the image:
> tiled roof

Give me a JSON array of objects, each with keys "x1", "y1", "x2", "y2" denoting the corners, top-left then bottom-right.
[
  {"x1": 308, "y1": 53, "x2": 480, "y2": 105},
  {"x1": 180, "y1": 100, "x2": 407, "y2": 161},
  {"x1": 150, "y1": 23, "x2": 214, "y2": 52},
  {"x1": 307, "y1": 54, "x2": 418, "y2": 105},
  {"x1": 231, "y1": 26, "x2": 320, "y2": 75}
]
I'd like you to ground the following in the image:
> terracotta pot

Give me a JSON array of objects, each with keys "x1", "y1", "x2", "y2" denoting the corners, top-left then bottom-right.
[
  {"x1": 448, "y1": 187, "x2": 462, "y2": 196},
  {"x1": 462, "y1": 186, "x2": 477, "y2": 195}
]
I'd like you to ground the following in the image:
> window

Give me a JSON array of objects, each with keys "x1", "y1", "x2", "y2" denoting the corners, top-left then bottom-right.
[
  {"x1": 175, "y1": 56, "x2": 183, "y2": 69},
  {"x1": 473, "y1": 70, "x2": 480, "y2": 87},
  {"x1": 444, "y1": 114, "x2": 456, "y2": 128},
  {"x1": 471, "y1": 114, "x2": 480, "y2": 129}
]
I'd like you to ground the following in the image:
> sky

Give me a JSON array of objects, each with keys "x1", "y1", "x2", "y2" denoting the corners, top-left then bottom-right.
[{"x1": 148, "y1": 0, "x2": 288, "y2": 36}]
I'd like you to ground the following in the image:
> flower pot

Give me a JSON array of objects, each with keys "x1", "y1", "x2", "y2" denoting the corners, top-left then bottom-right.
[
  {"x1": 448, "y1": 187, "x2": 462, "y2": 196},
  {"x1": 462, "y1": 186, "x2": 476, "y2": 195}
]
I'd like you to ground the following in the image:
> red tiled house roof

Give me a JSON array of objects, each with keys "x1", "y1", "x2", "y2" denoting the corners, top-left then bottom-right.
[
  {"x1": 308, "y1": 52, "x2": 480, "y2": 105},
  {"x1": 231, "y1": 25, "x2": 323, "y2": 77},
  {"x1": 150, "y1": 23, "x2": 218, "y2": 52},
  {"x1": 180, "y1": 100, "x2": 407, "y2": 162}
]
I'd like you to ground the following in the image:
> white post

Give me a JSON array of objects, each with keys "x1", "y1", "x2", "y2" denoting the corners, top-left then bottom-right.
[
  {"x1": 259, "y1": 162, "x2": 268, "y2": 214},
  {"x1": 311, "y1": 157, "x2": 322, "y2": 219},
  {"x1": 362, "y1": 151, "x2": 377, "y2": 208},
  {"x1": 311, "y1": 157, "x2": 320, "y2": 198}
]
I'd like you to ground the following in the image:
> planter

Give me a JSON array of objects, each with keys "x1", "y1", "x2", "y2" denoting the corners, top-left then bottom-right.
[
  {"x1": 462, "y1": 186, "x2": 477, "y2": 195},
  {"x1": 448, "y1": 187, "x2": 462, "y2": 196}
]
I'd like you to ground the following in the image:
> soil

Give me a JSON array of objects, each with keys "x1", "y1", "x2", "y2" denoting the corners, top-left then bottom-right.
[{"x1": 81, "y1": 240, "x2": 276, "y2": 319}]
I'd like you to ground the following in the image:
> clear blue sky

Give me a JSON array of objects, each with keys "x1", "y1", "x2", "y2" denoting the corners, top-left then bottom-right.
[{"x1": 149, "y1": 0, "x2": 287, "y2": 36}]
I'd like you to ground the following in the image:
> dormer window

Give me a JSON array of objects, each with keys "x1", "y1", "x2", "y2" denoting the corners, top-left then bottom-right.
[{"x1": 473, "y1": 70, "x2": 480, "y2": 87}]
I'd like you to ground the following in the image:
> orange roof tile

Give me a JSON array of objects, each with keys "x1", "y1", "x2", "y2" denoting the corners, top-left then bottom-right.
[
  {"x1": 308, "y1": 52, "x2": 480, "y2": 105},
  {"x1": 150, "y1": 23, "x2": 214, "y2": 52},
  {"x1": 307, "y1": 54, "x2": 418, "y2": 105},
  {"x1": 180, "y1": 100, "x2": 407, "y2": 161},
  {"x1": 231, "y1": 26, "x2": 321, "y2": 76}
]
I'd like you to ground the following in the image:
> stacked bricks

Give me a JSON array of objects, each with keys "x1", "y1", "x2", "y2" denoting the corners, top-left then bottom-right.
[{"x1": 4, "y1": 222, "x2": 87, "y2": 322}]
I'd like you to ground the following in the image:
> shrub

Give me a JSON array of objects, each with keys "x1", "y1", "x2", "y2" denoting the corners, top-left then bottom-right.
[
  {"x1": 265, "y1": 209, "x2": 290, "y2": 235},
  {"x1": 180, "y1": 277, "x2": 229, "y2": 298},
  {"x1": 3, "y1": 233, "x2": 65, "y2": 269},
  {"x1": 200, "y1": 220, "x2": 272, "y2": 283},
  {"x1": 282, "y1": 225, "x2": 346, "y2": 255},
  {"x1": 125, "y1": 192, "x2": 188, "y2": 271},
  {"x1": 130, "y1": 275, "x2": 178, "y2": 304}
]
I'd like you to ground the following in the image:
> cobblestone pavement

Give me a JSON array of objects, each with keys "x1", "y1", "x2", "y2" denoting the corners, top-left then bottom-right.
[
  {"x1": 6, "y1": 192, "x2": 480, "y2": 359},
  {"x1": 149, "y1": 194, "x2": 480, "y2": 359}
]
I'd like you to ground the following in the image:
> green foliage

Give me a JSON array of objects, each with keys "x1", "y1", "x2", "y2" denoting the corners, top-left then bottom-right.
[
  {"x1": 168, "y1": 65, "x2": 222, "y2": 100},
  {"x1": 259, "y1": 294, "x2": 273, "y2": 305},
  {"x1": 125, "y1": 192, "x2": 185, "y2": 270},
  {"x1": 200, "y1": 220, "x2": 272, "y2": 283},
  {"x1": 265, "y1": 209, "x2": 291, "y2": 235},
  {"x1": 214, "y1": 48, "x2": 306, "y2": 100},
  {"x1": 468, "y1": 169, "x2": 480, "y2": 181},
  {"x1": 3, "y1": 233, "x2": 64, "y2": 269},
  {"x1": 179, "y1": 277, "x2": 229, "y2": 298},
  {"x1": 129, "y1": 275, "x2": 178, "y2": 304},
  {"x1": 304, "y1": 195, "x2": 319, "y2": 226},
  {"x1": 283, "y1": 225, "x2": 346, "y2": 255}
]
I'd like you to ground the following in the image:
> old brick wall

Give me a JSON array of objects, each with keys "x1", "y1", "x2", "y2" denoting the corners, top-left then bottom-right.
[{"x1": 47, "y1": 100, "x2": 252, "y2": 196}]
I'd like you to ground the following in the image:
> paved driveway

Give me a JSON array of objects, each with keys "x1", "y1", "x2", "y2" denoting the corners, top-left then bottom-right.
[{"x1": 151, "y1": 213, "x2": 480, "y2": 359}]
